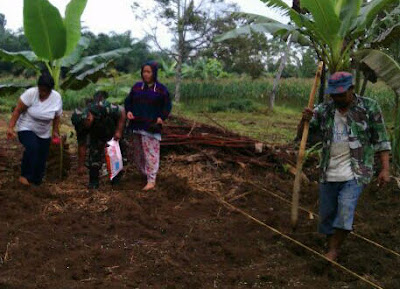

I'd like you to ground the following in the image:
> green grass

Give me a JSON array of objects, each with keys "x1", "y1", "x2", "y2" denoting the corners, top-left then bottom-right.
[{"x1": 174, "y1": 103, "x2": 300, "y2": 144}]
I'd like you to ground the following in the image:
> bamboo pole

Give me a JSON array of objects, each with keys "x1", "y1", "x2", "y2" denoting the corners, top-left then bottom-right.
[{"x1": 291, "y1": 61, "x2": 324, "y2": 229}]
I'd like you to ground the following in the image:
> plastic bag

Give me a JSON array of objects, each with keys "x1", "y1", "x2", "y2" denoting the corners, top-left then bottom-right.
[{"x1": 105, "y1": 138, "x2": 123, "y2": 180}]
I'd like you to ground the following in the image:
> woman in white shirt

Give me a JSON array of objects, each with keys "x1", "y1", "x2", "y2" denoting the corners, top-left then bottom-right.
[{"x1": 6, "y1": 72, "x2": 63, "y2": 186}]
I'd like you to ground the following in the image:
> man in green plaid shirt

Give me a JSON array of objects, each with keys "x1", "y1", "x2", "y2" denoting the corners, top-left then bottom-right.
[{"x1": 299, "y1": 72, "x2": 391, "y2": 261}]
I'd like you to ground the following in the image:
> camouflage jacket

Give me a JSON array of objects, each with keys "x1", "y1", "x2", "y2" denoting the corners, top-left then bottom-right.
[
  {"x1": 71, "y1": 101, "x2": 121, "y2": 145},
  {"x1": 309, "y1": 95, "x2": 391, "y2": 185}
]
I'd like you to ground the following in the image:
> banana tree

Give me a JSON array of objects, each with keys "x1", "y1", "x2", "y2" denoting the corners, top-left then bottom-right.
[
  {"x1": 23, "y1": 0, "x2": 87, "y2": 90},
  {"x1": 216, "y1": 0, "x2": 397, "y2": 109},
  {"x1": 360, "y1": 53, "x2": 400, "y2": 174},
  {"x1": 159, "y1": 60, "x2": 177, "y2": 79},
  {"x1": 219, "y1": 0, "x2": 397, "y2": 72},
  {"x1": 0, "y1": 0, "x2": 132, "y2": 95}
]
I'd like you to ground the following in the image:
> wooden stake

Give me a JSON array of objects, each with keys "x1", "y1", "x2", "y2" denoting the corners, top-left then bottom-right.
[{"x1": 291, "y1": 61, "x2": 324, "y2": 229}]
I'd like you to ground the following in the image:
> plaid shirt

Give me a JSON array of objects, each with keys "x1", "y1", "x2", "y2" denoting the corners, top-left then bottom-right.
[{"x1": 309, "y1": 95, "x2": 391, "y2": 185}]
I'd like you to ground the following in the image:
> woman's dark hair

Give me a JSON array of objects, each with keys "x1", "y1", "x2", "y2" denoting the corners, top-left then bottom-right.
[{"x1": 37, "y1": 71, "x2": 55, "y2": 90}]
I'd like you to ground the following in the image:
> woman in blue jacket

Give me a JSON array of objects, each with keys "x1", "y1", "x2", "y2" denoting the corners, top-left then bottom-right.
[{"x1": 125, "y1": 61, "x2": 172, "y2": 191}]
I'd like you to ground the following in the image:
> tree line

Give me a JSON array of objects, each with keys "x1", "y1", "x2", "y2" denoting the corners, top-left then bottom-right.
[{"x1": 0, "y1": 10, "x2": 317, "y2": 80}]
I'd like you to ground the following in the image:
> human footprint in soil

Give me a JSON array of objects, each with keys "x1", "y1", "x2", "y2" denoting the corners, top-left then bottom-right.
[
  {"x1": 124, "y1": 61, "x2": 172, "y2": 191},
  {"x1": 298, "y1": 72, "x2": 391, "y2": 261}
]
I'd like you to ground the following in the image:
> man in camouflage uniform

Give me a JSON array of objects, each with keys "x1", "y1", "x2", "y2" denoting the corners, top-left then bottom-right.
[
  {"x1": 71, "y1": 95, "x2": 125, "y2": 189},
  {"x1": 299, "y1": 72, "x2": 391, "y2": 261}
]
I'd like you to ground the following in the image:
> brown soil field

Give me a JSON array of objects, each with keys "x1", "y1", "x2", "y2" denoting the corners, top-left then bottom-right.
[{"x1": 0, "y1": 116, "x2": 399, "y2": 289}]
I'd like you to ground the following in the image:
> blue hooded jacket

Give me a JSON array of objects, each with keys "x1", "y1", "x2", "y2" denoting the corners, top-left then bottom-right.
[{"x1": 124, "y1": 61, "x2": 172, "y2": 134}]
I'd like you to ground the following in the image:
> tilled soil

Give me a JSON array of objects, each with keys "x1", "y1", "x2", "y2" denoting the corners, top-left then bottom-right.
[{"x1": 0, "y1": 116, "x2": 399, "y2": 289}]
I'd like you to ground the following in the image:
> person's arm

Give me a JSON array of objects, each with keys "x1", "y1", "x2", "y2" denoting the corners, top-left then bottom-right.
[
  {"x1": 157, "y1": 88, "x2": 172, "y2": 124},
  {"x1": 296, "y1": 105, "x2": 320, "y2": 140},
  {"x1": 7, "y1": 99, "x2": 28, "y2": 139},
  {"x1": 114, "y1": 107, "x2": 126, "y2": 140},
  {"x1": 368, "y1": 100, "x2": 391, "y2": 185},
  {"x1": 53, "y1": 96, "x2": 63, "y2": 139},
  {"x1": 125, "y1": 88, "x2": 135, "y2": 120},
  {"x1": 52, "y1": 115, "x2": 60, "y2": 139}
]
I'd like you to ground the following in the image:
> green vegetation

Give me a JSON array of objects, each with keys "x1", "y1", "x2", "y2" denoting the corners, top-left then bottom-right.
[
  {"x1": 174, "y1": 104, "x2": 300, "y2": 144},
  {"x1": 2, "y1": 75, "x2": 396, "y2": 117},
  {"x1": 2, "y1": 74, "x2": 397, "y2": 147}
]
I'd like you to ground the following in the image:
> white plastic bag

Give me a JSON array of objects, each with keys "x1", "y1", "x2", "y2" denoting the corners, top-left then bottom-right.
[{"x1": 105, "y1": 138, "x2": 123, "y2": 180}]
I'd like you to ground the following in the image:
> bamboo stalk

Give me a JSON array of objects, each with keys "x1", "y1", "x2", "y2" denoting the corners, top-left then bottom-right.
[{"x1": 291, "y1": 61, "x2": 324, "y2": 229}]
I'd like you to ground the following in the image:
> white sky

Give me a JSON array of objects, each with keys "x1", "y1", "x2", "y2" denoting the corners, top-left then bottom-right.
[{"x1": 0, "y1": 0, "x2": 290, "y2": 48}]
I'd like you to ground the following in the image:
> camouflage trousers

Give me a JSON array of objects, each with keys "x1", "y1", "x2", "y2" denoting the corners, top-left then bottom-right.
[
  {"x1": 85, "y1": 138, "x2": 106, "y2": 186},
  {"x1": 86, "y1": 138, "x2": 106, "y2": 170}
]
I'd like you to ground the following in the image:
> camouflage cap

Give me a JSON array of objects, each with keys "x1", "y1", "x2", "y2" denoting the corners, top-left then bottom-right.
[{"x1": 325, "y1": 71, "x2": 353, "y2": 95}]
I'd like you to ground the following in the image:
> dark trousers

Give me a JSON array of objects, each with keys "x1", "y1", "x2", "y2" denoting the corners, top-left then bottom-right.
[{"x1": 18, "y1": 131, "x2": 51, "y2": 185}]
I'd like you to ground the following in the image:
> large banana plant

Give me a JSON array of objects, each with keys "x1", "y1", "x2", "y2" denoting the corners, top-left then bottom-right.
[
  {"x1": 0, "y1": 0, "x2": 132, "y2": 95},
  {"x1": 159, "y1": 60, "x2": 177, "y2": 79},
  {"x1": 360, "y1": 50, "x2": 400, "y2": 174},
  {"x1": 217, "y1": 0, "x2": 397, "y2": 74}
]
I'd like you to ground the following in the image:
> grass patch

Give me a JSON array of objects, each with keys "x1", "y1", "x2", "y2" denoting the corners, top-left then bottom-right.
[{"x1": 174, "y1": 104, "x2": 300, "y2": 144}]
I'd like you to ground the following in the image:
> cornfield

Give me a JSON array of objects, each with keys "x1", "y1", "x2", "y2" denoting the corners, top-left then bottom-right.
[{"x1": 163, "y1": 78, "x2": 396, "y2": 118}]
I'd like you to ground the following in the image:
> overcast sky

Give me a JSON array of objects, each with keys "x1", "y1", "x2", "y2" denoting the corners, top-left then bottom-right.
[{"x1": 0, "y1": 0, "x2": 290, "y2": 47}]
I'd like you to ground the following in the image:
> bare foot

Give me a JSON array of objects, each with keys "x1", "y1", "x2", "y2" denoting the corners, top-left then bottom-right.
[
  {"x1": 325, "y1": 250, "x2": 338, "y2": 262},
  {"x1": 19, "y1": 176, "x2": 30, "y2": 186},
  {"x1": 142, "y1": 182, "x2": 155, "y2": 191}
]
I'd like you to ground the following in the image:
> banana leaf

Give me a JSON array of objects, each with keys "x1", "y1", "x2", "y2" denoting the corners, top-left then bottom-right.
[
  {"x1": 354, "y1": 49, "x2": 400, "y2": 93},
  {"x1": 62, "y1": 36, "x2": 90, "y2": 68},
  {"x1": 61, "y1": 62, "x2": 112, "y2": 91},
  {"x1": 0, "y1": 84, "x2": 31, "y2": 97},
  {"x1": 70, "y1": 48, "x2": 132, "y2": 75},
  {"x1": 23, "y1": 0, "x2": 67, "y2": 61},
  {"x1": 0, "y1": 49, "x2": 39, "y2": 71}
]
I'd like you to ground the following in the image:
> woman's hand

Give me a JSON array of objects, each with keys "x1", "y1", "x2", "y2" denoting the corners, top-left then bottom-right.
[
  {"x1": 127, "y1": 112, "x2": 135, "y2": 120},
  {"x1": 6, "y1": 127, "x2": 16, "y2": 140},
  {"x1": 7, "y1": 99, "x2": 27, "y2": 140},
  {"x1": 52, "y1": 131, "x2": 61, "y2": 145},
  {"x1": 52, "y1": 131, "x2": 60, "y2": 139},
  {"x1": 156, "y1": 117, "x2": 163, "y2": 125}
]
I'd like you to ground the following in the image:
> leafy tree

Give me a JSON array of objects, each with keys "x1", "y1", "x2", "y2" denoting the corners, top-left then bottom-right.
[
  {"x1": 81, "y1": 31, "x2": 155, "y2": 74},
  {"x1": 298, "y1": 47, "x2": 318, "y2": 78},
  {"x1": 0, "y1": 13, "x2": 5, "y2": 34},
  {"x1": 201, "y1": 11, "x2": 269, "y2": 79},
  {"x1": 133, "y1": 0, "x2": 234, "y2": 102}
]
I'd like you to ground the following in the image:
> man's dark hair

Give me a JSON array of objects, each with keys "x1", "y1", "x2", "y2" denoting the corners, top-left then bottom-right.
[{"x1": 93, "y1": 90, "x2": 109, "y2": 102}]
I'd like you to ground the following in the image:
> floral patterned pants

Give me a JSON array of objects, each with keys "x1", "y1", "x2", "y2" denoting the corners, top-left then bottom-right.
[{"x1": 131, "y1": 134, "x2": 160, "y2": 183}]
